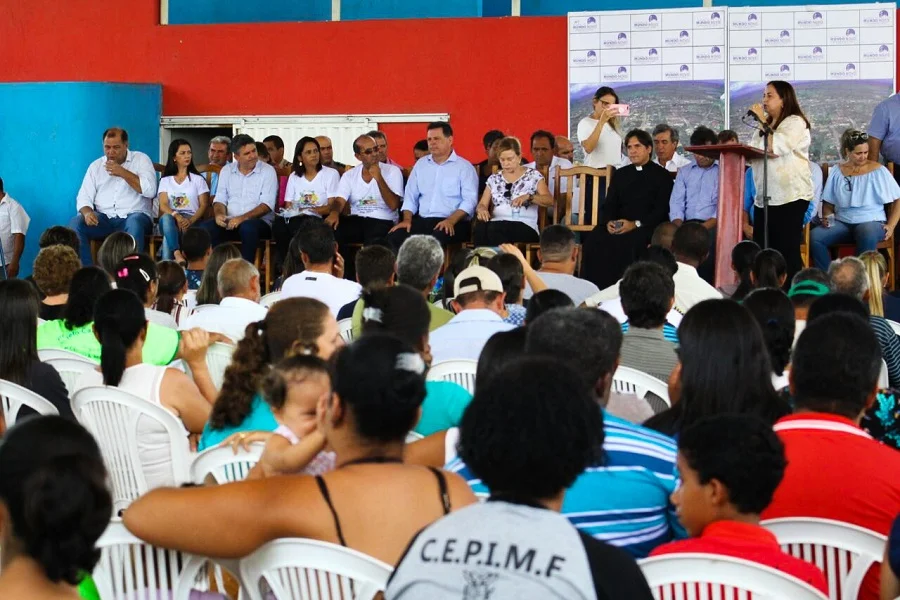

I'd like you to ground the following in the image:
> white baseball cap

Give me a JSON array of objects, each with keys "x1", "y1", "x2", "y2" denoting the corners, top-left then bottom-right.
[{"x1": 454, "y1": 265, "x2": 504, "y2": 296}]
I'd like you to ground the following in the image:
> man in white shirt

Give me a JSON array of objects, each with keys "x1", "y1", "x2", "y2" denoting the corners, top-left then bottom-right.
[
  {"x1": 366, "y1": 130, "x2": 402, "y2": 167},
  {"x1": 669, "y1": 222, "x2": 722, "y2": 313},
  {"x1": 0, "y1": 178, "x2": 30, "y2": 279},
  {"x1": 522, "y1": 225, "x2": 599, "y2": 306},
  {"x1": 526, "y1": 130, "x2": 572, "y2": 197},
  {"x1": 70, "y1": 127, "x2": 157, "y2": 265},
  {"x1": 555, "y1": 136, "x2": 575, "y2": 163},
  {"x1": 263, "y1": 135, "x2": 290, "y2": 169},
  {"x1": 199, "y1": 134, "x2": 277, "y2": 263},
  {"x1": 333, "y1": 135, "x2": 404, "y2": 251},
  {"x1": 429, "y1": 265, "x2": 515, "y2": 363},
  {"x1": 181, "y1": 258, "x2": 267, "y2": 343},
  {"x1": 281, "y1": 220, "x2": 362, "y2": 315},
  {"x1": 652, "y1": 124, "x2": 693, "y2": 172},
  {"x1": 207, "y1": 135, "x2": 231, "y2": 197}
]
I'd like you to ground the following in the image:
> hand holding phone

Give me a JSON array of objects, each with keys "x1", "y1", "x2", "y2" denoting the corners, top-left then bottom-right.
[{"x1": 609, "y1": 104, "x2": 630, "y2": 117}]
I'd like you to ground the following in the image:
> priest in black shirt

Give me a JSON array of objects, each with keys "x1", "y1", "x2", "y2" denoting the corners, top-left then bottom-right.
[{"x1": 581, "y1": 129, "x2": 674, "y2": 289}]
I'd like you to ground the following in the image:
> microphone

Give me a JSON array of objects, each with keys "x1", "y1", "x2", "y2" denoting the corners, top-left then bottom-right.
[{"x1": 746, "y1": 109, "x2": 763, "y2": 123}]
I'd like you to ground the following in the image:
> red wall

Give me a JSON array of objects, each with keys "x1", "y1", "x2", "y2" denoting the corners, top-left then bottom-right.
[{"x1": 0, "y1": 1, "x2": 567, "y2": 166}]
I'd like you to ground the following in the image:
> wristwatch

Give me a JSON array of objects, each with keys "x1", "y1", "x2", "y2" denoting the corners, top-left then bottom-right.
[{"x1": 635, "y1": 220, "x2": 642, "y2": 228}]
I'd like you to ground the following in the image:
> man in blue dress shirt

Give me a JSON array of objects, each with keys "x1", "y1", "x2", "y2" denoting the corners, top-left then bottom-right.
[
  {"x1": 869, "y1": 94, "x2": 900, "y2": 187},
  {"x1": 388, "y1": 122, "x2": 478, "y2": 250}
]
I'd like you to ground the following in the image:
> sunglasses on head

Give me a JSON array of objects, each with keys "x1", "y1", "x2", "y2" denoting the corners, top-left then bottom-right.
[{"x1": 504, "y1": 182, "x2": 513, "y2": 199}]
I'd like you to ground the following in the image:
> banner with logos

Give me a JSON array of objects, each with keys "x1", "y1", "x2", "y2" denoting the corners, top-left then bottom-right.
[
  {"x1": 568, "y1": 8, "x2": 728, "y2": 164},
  {"x1": 728, "y1": 4, "x2": 895, "y2": 162}
]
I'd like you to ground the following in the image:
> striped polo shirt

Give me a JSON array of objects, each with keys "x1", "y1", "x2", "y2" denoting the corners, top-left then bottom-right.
[
  {"x1": 447, "y1": 410, "x2": 685, "y2": 558},
  {"x1": 621, "y1": 321, "x2": 679, "y2": 344}
]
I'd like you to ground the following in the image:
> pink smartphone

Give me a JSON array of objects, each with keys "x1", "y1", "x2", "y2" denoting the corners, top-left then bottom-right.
[{"x1": 609, "y1": 104, "x2": 630, "y2": 117}]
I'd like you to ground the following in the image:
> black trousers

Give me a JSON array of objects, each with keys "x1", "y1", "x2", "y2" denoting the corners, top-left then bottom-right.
[
  {"x1": 336, "y1": 215, "x2": 395, "y2": 280},
  {"x1": 388, "y1": 216, "x2": 472, "y2": 251},
  {"x1": 753, "y1": 200, "x2": 809, "y2": 283},
  {"x1": 473, "y1": 220, "x2": 539, "y2": 247},
  {"x1": 272, "y1": 215, "x2": 319, "y2": 270}
]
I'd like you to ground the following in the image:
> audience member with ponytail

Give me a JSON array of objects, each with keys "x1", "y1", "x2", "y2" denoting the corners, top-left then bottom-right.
[
  {"x1": 361, "y1": 284, "x2": 473, "y2": 436},
  {"x1": 0, "y1": 416, "x2": 112, "y2": 598},
  {"x1": 860, "y1": 250, "x2": 900, "y2": 321},
  {"x1": 115, "y1": 253, "x2": 177, "y2": 329},
  {"x1": 743, "y1": 288, "x2": 796, "y2": 390},
  {"x1": 195, "y1": 243, "x2": 241, "y2": 306},
  {"x1": 38, "y1": 266, "x2": 181, "y2": 365},
  {"x1": 725, "y1": 240, "x2": 761, "y2": 301},
  {"x1": 750, "y1": 248, "x2": 788, "y2": 291},
  {"x1": 199, "y1": 297, "x2": 343, "y2": 450},
  {"x1": 152, "y1": 260, "x2": 190, "y2": 326},
  {"x1": 125, "y1": 334, "x2": 477, "y2": 566},
  {"x1": 74, "y1": 289, "x2": 215, "y2": 487}
]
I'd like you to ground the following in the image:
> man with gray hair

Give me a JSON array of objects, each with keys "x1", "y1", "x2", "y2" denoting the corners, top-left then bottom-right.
[
  {"x1": 366, "y1": 130, "x2": 401, "y2": 167},
  {"x1": 829, "y1": 255, "x2": 900, "y2": 387},
  {"x1": 180, "y1": 258, "x2": 267, "y2": 342},
  {"x1": 397, "y1": 234, "x2": 453, "y2": 330},
  {"x1": 207, "y1": 135, "x2": 232, "y2": 197},
  {"x1": 652, "y1": 124, "x2": 692, "y2": 172},
  {"x1": 522, "y1": 225, "x2": 599, "y2": 305}
]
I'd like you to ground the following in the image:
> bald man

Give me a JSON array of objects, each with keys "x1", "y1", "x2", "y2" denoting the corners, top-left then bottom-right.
[
  {"x1": 555, "y1": 136, "x2": 575, "y2": 163},
  {"x1": 316, "y1": 135, "x2": 347, "y2": 172}
]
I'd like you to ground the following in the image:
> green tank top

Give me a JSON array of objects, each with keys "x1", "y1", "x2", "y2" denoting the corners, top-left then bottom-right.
[{"x1": 37, "y1": 320, "x2": 180, "y2": 365}]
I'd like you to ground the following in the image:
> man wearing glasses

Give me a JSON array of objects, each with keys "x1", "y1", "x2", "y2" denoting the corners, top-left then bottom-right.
[{"x1": 331, "y1": 135, "x2": 404, "y2": 254}]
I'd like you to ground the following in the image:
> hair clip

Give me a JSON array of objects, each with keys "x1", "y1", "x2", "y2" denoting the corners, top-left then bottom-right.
[
  {"x1": 395, "y1": 352, "x2": 426, "y2": 375},
  {"x1": 138, "y1": 268, "x2": 151, "y2": 282},
  {"x1": 362, "y1": 307, "x2": 383, "y2": 323},
  {"x1": 117, "y1": 267, "x2": 129, "y2": 278}
]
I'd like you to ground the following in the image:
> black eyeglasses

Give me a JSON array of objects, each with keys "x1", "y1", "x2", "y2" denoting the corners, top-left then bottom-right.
[{"x1": 844, "y1": 176, "x2": 853, "y2": 192}]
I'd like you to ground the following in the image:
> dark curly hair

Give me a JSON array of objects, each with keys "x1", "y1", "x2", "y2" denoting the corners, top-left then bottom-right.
[{"x1": 33, "y1": 245, "x2": 81, "y2": 297}]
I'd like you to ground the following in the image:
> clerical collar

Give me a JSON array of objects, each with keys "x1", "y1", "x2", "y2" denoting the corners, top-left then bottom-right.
[{"x1": 635, "y1": 166, "x2": 643, "y2": 171}]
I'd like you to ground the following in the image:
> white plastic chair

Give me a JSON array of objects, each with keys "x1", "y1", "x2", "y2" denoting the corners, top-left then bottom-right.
[
  {"x1": 888, "y1": 319, "x2": 900, "y2": 336},
  {"x1": 880, "y1": 359, "x2": 889, "y2": 389},
  {"x1": 93, "y1": 520, "x2": 218, "y2": 600},
  {"x1": 72, "y1": 386, "x2": 192, "y2": 513},
  {"x1": 44, "y1": 357, "x2": 98, "y2": 397},
  {"x1": 612, "y1": 366, "x2": 671, "y2": 408},
  {"x1": 0, "y1": 379, "x2": 59, "y2": 427},
  {"x1": 338, "y1": 318, "x2": 355, "y2": 343},
  {"x1": 762, "y1": 517, "x2": 887, "y2": 600},
  {"x1": 405, "y1": 431, "x2": 424, "y2": 443},
  {"x1": 190, "y1": 442, "x2": 265, "y2": 485},
  {"x1": 427, "y1": 359, "x2": 478, "y2": 395},
  {"x1": 639, "y1": 553, "x2": 829, "y2": 600},
  {"x1": 260, "y1": 291, "x2": 282, "y2": 309},
  {"x1": 38, "y1": 348, "x2": 98, "y2": 363},
  {"x1": 205, "y1": 342, "x2": 236, "y2": 391},
  {"x1": 240, "y1": 538, "x2": 392, "y2": 600}
]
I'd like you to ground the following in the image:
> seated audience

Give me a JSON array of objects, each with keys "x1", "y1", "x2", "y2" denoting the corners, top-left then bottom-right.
[
  {"x1": 451, "y1": 308, "x2": 682, "y2": 557},
  {"x1": 195, "y1": 243, "x2": 242, "y2": 306},
  {"x1": 724, "y1": 240, "x2": 761, "y2": 300},
  {"x1": 124, "y1": 335, "x2": 477, "y2": 566},
  {"x1": 199, "y1": 134, "x2": 277, "y2": 264},
  {"x1": 273, "y1": 137, "x2": 341, "y2": 268},
  {"x1": 180, "y1": 227, "x2": 212, "y2": 290},
  {"x1": 618, "y1": 262, "x2": 678, "y2": 389},
  {"x1": 198, "y1": 297, "x2": 342, "y2": 450},
  {"x1": 362, "y1": 285, "x2": 472, "y2": 436},
  {"x1": 751, "y1": 248, "x2": 788, "y2": 290},
  {"x1": 281, "y1": 221, "x2": 362, "y2": 315},
  {"x1": 96, "y1": 231, "x2": 136, "y2": 279},
  {"x1": 522, "y1": 224, "x2": 600, "y2": 305},
  {"x1": 181, "y1": 258, "x2": 266, "y2": 343},
  {"x1": 653, "y1": 124, "x2": 693, "y2": 172},
  {"x1": 650, "y1": 415, "x2": 827, "y2": 594},
  {"x1": 433, "y1": 247, "x2": 497, "y2": 311},
  {"x1": 367, "y1": 130, "x2": 401, "y2": 166},
  {"x1": 555, "y1": 135, "x2": 575, "y2": 162},
  {"x1": 70, "y1": 127, "x2": 156, "y2": 265},
  {"x1": 0, "y1": 416, "x2": 112, "y2": 597},
  {"x1": 114, "y1": 254, "x2": 177, "y2": 329},
  {"x1": 645, "y1": 300, "x2": 789, "y2": 438},
  {"x1": 32, "y1": 244, "x2": 81, "y2": 321},
  {"x1": 882, "y1": 514, "x2": 900, "y2": 600},
  {"x1": 255, "y1": 141, "x2": 270, "y2": 164},
  {"x1": 74, "y1": 290, "x2": 214, "y2": 487},
  {"x1": 263, "y1": 134, "x2": 290, "y2": 169},
  {"x1": 525, "y1": 288, "x2": 574, "y2": 324},
  {"x1": 206, "y1": 135, "x2": 232, "y2": 197},
  {"x1": 763, "y1": 312, "x2": 900, "y2": 600},
  {"x1": 396, "y1": 235, "x2": 453, "y2": 330},
  {"x1": 475, "y1": 329, "x2": 528, "y2": 389},
  {"x1": 336, "y1": 244, "x2": 395, "y2": 335},
  {"x1": 388, "y1": 122, "x2": 477, "y2": 250},
  {"x1": 787, "y1": 267, "x2": 831, "y2": 342},
  {"x1": 742, "y1": 288, "x2": 796, "y2": 391},
  {"x1": 860, "y1": 250, "x2": 900, "y2": 322},
  {"x1": 157, "y1": 139, "x2": 210, "y2": 260},
  {"x1": 429, "y1": 265, "x2": 515, "y2": 363},
  {"x1": 669, "y1": 222, "x2": 722, "y2": 312},
  {"x1": 274, "y1": 233, "x2": 303, "y2": 292},
  {"x1": 387, "y1": 358, "x2": 654, "y2": 599},
  {"x1": 25, "y1": 225, "x2": 80, "y2": 295},
  {"x1": 830, "y1": 256, "x2": 900, "y2": 388},
  {"x1": 486, "y1": 252, "x2": 528, "y2": 325},
  {"x1": 316, "y1": 135, "x2": 347, "y2": 172},
  {"x1": 413, "y1": 139, "x2": 429, "y2": 161},
  {"x1": 37, "y1": 267, "x2": 179, "y2": 365},
  {"x1": 811, "y1": 129, "x2": 900, "y2": 271},
  {"x1": 474, "y1": 136, "x2": 553, "y2": 245},
  {"x1": 526, "y1": 129, "x2": 573, "y2": 197},
  {"x1": 668, "y1": 126, "x2": 719, "y2": 227},
  {"x1": 333, "y1": 135, "x2": 404, "y2": 252},
  {"x1": 0, "y1": 280, "x2": 70, "y2": 421},
  {"x1": 581, "y1": 129, "x2": 674, "y2": 289},
  {"x1": 474, "y1": 129, "x2": 505, "y2": 197},
  {"x1": 152, "y1": 260, "x2": 190, "y2": 326}
]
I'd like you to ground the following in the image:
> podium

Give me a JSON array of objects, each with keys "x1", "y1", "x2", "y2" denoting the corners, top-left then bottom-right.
[{"x1": 685, "y1": 143, "x2": 775, "y2": 288}]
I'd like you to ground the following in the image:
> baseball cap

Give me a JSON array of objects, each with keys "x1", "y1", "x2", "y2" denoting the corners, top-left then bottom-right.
[{"x1": 454, "y1": 265, "x2": 504, "y2": 296}]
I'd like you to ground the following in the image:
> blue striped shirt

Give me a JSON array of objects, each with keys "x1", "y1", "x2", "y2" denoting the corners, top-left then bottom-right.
[
  {"x1": 622, "y1": 321, "x2": 679, "y2": 344},
  {"x1": 447, "y1": 410, "x2": 686, "y2": 558}
]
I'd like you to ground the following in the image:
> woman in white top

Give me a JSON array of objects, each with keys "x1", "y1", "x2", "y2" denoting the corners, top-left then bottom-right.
[
  {"x1": 74, "y1": 289, "x2": 216, "y2": 490},
  {"x1": 576, "y1": 86, "x2": 624, "y2": 224},
  {"x1": 114, "y1": 253, "x2": 178, "y2": 329},
  {"x1": 474, "y1": 136, "x2": 553, "y2": 245},
  {"x1": 158, "y1": 139, "x2": 210, "y2": 260},
  {"x1": 747, "y1": 80, "x2": 813, "y2": 281},
  {"x1": 274, "y1": 136, "x2": 341, "y2": 269}
]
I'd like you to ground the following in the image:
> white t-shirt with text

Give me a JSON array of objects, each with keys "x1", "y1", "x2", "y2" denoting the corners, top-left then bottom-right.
[
  {"x1": 337, "y1": 163, "x2": 404, "y2": 223},
  {"x1": 282, "y1": 167, "x2": 341, "y2": 219},
  {"x1": 158, "y1": 173, "x2": 209, "y2": 217}
]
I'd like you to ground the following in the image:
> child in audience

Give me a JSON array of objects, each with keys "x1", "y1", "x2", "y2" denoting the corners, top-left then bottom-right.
[
  {"x1": 254, "y1": 355, "x2": 336, "y2": 477},
  {"x1": 178, "y1": 227, "x2": 212, "y2": 290},
  {"x1": 650, "y1": 414, "x2": 827, "y2": 594},
  {"x1": 153, "y1": 260, "x2": 191, "y2": 325}
]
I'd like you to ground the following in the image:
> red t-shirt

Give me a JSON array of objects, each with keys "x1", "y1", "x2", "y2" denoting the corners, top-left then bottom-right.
[
  {"x1": 762, "y1": 412, "x2": 900, "y2": 600},
  {"x1": 651, "y1": 520, "x2": 828, "y2": 594}
]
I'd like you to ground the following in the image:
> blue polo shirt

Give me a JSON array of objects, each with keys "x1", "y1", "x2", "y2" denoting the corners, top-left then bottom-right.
[{"x1": 870, "y1": 94, "x2": 900, "y2": 164}]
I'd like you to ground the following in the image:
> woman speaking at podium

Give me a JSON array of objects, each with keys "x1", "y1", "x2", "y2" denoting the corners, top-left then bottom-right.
[{"x1": 747, "y1": 80, "x2": 812, "y2": 281}]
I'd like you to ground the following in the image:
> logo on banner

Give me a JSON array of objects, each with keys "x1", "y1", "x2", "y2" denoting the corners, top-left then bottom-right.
[
  {"x1": 797, "y1": 11, "x2": 824, "y2": 27},
  {"x1": 570, "y1": 15, "x2": 600, "y2": 32},
  {"x1": 571, "y1": 50, "x2": 599, "y2": 65},
  {"x1": 863, "y1": 10, "x2": 892, "y2": 25},
  {"x1": 696, "y1": 46, "x2": 723, "y2": 62},
  {"x1": 664, "y1": 30, "x2": 692, "y2": 45},
  {"x1": 695, "y1": 11, "x2": 722, "y2": 28},
  {"x1": 602, "y1": 66, "x2": 630, "y2": 82},
  {"x1": 829, "y1": 28, "x2": 857, "y2": 44},
  {"x1": 733, "y1": 12, "x2": 760, "y2": 29},
  {"x1": 732, "y1": 47, "x2": 760, "y2": 63},
  {"x1": 862, "y1": 45, "x2": 890, "y2": 60},
  {"x1": 635, "y1": 14, "x2": 660, "y2": 29},
  {"x1": 635, "y1": 48, "x2": 661, "y2": 63},
  {"x1": 829, "y1": 62, "x2": 858, "y2": 79},
  {"x1": 764, "y1": 30, "x2": 792, "y2": 46},
  {"x1": 797, "y1": 46, "x2": 825, "y2": 62},
  {"x1": 664, "y1": 64, "x2": 692, "y2": 80},
  {"x1": 602, "y1": 32, "x2": 629, "y2": 48},
  {"x1": 764, "y1": 64, "x2": 792, "y2": 78}
]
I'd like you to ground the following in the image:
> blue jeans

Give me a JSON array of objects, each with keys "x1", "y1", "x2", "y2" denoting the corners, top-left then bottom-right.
[
  {"x1": 159, "y1": 213, "x2": 187, "y2": 260},
  {"x1": 68, "y1": 212, "x2": 153, "y2": 265},
  {"x1": 198, "y1": 218, "x2": 271, "y2": 263},
  {"x1": 810, "y1": 220, "x2": 885, "y2": 271}
]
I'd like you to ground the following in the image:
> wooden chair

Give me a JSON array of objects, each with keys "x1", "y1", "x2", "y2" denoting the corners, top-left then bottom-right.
[
  {"x1": 554, "y1": 166, "x2": 612, "y2": 233},
  {"x1": 523, "y1": 163, "x2": 556, "y2": 266},
  {"x1": 196, "y1": 164, "x2": 221, "y2": 219}
]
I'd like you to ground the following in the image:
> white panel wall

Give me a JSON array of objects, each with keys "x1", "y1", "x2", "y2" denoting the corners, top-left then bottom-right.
[{"x1": 235, "y1": 118, "x2": 377, "y2": 167}]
